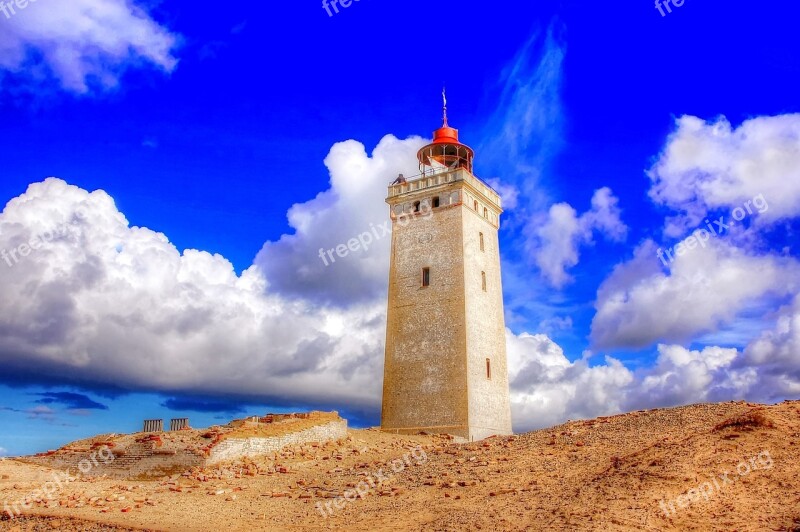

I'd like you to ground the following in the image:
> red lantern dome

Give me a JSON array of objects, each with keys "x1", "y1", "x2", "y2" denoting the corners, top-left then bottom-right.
[{"x1": 417, "y1": 90, "x2": 474, "y2": 173}]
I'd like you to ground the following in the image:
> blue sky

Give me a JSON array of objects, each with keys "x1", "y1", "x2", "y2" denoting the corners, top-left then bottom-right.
[{"x1": 1, "y1": 0, "x2": 799, "y2": 456}]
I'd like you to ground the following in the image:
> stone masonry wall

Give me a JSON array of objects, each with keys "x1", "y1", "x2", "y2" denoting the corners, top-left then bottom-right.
[
  {"x1": 382, "y1": 187, "x2": 470, "y2": 437},
  {"x1": 382, "y1": 170, "x2": 512, "y2": 441},
  {"x1": 462, "y1": 200, "x2": 513, "y2": 440}
]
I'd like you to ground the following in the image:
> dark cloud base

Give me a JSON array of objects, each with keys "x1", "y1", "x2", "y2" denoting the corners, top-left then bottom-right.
[{"x1": 34, "y1": 391, "x2": 108, "y2": 410}]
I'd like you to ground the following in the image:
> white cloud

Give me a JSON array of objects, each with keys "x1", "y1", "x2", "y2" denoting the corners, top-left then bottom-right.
[
  {"x1": 0, "y1": 174, "x2": 795, "y2": 432},
  {"x1": 254, "y1": 135, "x2": 426, "y2": 304},
  {"x1": 530, "y1": 187, "x2": 627, "y2": 287},
  {"x1": 474, "y1": 27, "x2": 626, "y2": 290},
  {"x1": 506, "y1": 330, "x2": 633, "y2": 431},
  {"x1": 485, "y1": 178, "x2": 519, "y2": 211},
  {"x1": 0, "y1": 170, "x2": 702, "y2": 433},
  {"x1": 3, "y1": 109, "x2": 799, "y2": 435},
  {"x1": 537, "y1": 315, "x2": 573, "y2": 335},
  {"x1": 590, "y1": 113, "x2": 800, "y2": 350},
  {"x1": 0, "y1": 0, "x2": 178, "y2": 93},
  {"x1": 477, "y1": 25, "x2": 566, "y2": 243},
  {"x1": 478, "y1": 27, "x2": 565, "y2": 197},
  {"x1": 632, "y1": 344, "x2": 756, "y2": 409},
  {"x1": 649, "y1": 114, "x2": 800, "y2": 237},
  {"x1": 591, "y1": 238, "x2": 800, "y2": 349},
  {"x1": 506, "y1": 331, "x2": 776, "y2": 431},
  {"x1": 26, "y1": 405, "x2": 56, "y2": 421},
  {"x1": 0, "y1": 177, "x2": 387, "y2": 409},
  {"x1": 743, "y1": 295, "x2": 800, "y2": 399},
  {"x1": 568, "y1": 113, "x2": 800, "y2": 416}
]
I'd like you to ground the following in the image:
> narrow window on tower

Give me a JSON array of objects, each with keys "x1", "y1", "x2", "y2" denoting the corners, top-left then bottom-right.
[
  {"x1": 413, "y1": 201, "x2": 421, "y2": 213},
  {"x1": 486, "y1": 358, "x2": 491, "y2": 380},
  {"x1": 484, "y1": 207, "x2": 488, "y2": 219},
  {"x1": 432, "y1": 196, "x2": 440, "y2": 208},
  {"x1": 422, "y1": 267, "x2": 430, "y2": 287},
  {"x1": 481, "y1": 271, "x2": 487, "y2": 291},
  {"x1": 479, "y1": 232, "x2": 484, "y2": 252},
  {"x1": 474, "y1": 200, "x2": 478, "y2": 211}
]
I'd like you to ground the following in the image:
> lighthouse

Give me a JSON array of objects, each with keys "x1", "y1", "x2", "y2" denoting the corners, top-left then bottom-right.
[{"x1": 380, "y1": 99, "x2": 513, "y2": 441}]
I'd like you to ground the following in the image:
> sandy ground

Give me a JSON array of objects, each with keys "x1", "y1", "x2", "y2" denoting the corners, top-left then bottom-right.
[{"x1": 1, "y1": 400, "x2": 799, "y2": 531}]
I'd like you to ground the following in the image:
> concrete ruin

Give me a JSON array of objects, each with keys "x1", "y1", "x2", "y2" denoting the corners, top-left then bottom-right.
[{"x1": 25, "y1": 411, "x2": 346, "y2": 479}]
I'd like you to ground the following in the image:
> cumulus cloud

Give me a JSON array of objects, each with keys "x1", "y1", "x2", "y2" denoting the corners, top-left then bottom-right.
[
  {"x1": 506, "y1": 330, "x2": 787, "y2": 431},
  {"x1": 743, "y1": 295, "x2": 800, "y2": 399},
  {"x1": 254, "y1": 135, "x2": 425, "y2": 304},
  {"x1": 564, "y1": 112, "x2": 800, "y2": 416},
  {"x1": 2, "y1": 115, "x2": 797, "y2": 435},
  {"x1": 0, "y1": 0, "x2": 178, "y2": 93},
  {"x1": 589, "y1": 113, "x2": 800, "y2": 351},
  {"x1": 530, "y1": 187, "x2": 627, "y2": 287},
  {"x1": 0, "y1": 178, "x2": 386, "y2": 410},
  {"x1": 649, "y1": 114, "x2": 800, "y2": 237},
  {"x1": 0, "y1": 171, "x2": 636, "y2": 434},
  {"x1": 506, "y1": 331, "x2": 633, "y2": 431},
  {"x1": 632, "y1": 344, "x2": 756, "y2": 409},
  {"x1": 591, "y1": 238, "x2": 800, "y2": 349}
]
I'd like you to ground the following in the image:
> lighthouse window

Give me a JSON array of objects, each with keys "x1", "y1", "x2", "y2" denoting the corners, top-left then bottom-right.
[
  {"x1": 432, "y1": 196, "x2": 440, "y2": 208},
  {"x1": 486, "y1": 358, "x2": 491, "y2": 380},
  {"x1": 481, "y1": 271, "x2": 487, "y2": 291},
  {"x1": 479, "y1": 232, "x2": 485, "y2": 252},
  {"x1": 422, "y1": 267, "x2": 430, "y2": 287}
]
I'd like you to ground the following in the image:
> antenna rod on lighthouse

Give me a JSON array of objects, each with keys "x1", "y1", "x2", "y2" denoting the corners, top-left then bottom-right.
[{"x1": 442, "y1": 87, "x2": 448, "y2": 127}]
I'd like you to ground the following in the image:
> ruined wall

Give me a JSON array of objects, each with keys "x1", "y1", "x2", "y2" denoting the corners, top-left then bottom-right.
[
  {"x1": 207, "y1": 419, "x2": 347, "y2": 465},
  {"x1": 27, "y1": 415, "x2": 347, "y2": 478},
  {"x1": 27, "y1": 440, "x2": 205, "y2": 479}
]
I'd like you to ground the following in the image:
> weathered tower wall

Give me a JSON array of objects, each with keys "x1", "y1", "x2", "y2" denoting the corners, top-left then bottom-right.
[
  {"x1": 381, "y1": 169, "x2": 512, "y2": 441},
  {"x1": 461, "y1": 189, "x2": 513, "y2": 440}
]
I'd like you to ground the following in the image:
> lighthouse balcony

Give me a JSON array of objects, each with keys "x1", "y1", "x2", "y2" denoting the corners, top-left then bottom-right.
[{"x1": 387, "y1": 168, "x2": 501, "y2": 210}]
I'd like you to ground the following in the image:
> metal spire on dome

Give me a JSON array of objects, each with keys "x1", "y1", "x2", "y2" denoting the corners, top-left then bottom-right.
[
  {"x1": 442, "y1": 87, "x2": 448, "y2": 127},
  {"x1": 416, "y1": 89, "x2": 474, "y2": 174}
]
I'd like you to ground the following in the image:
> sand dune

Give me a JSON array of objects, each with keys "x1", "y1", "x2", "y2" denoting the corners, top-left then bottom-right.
[{"x1": 1, "y1": 400, "x2": 799, "y2": 531}]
